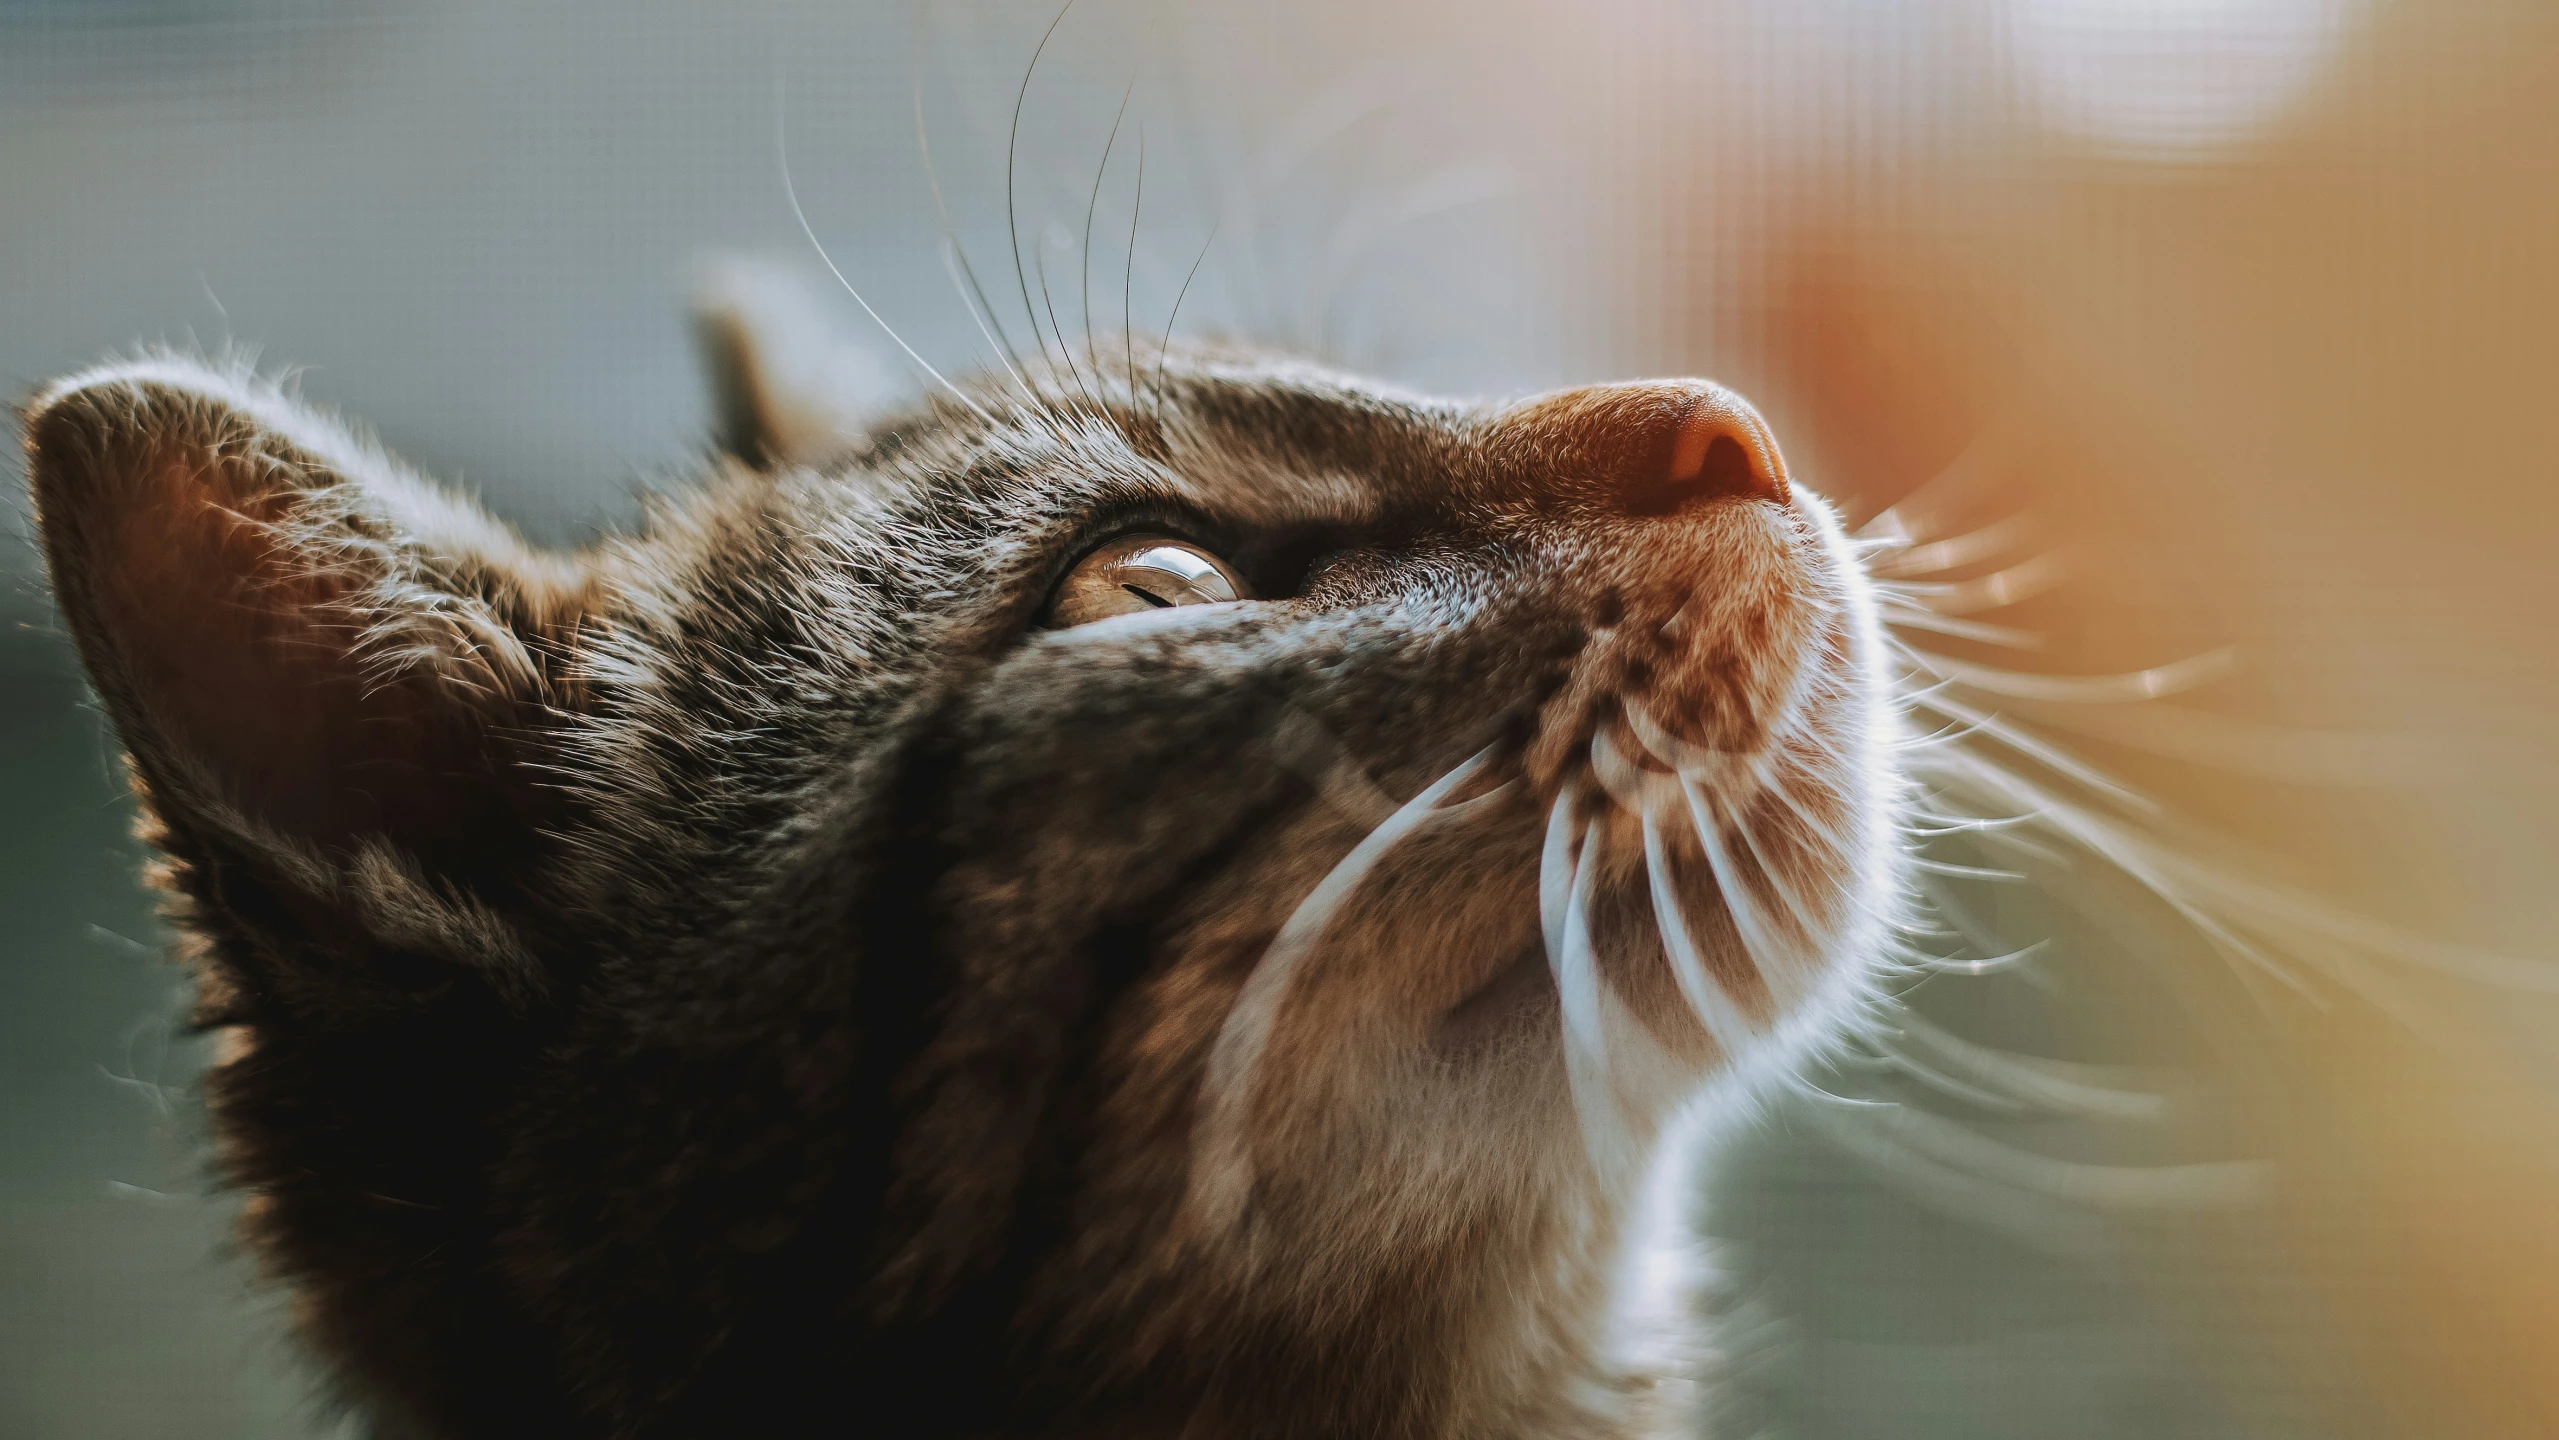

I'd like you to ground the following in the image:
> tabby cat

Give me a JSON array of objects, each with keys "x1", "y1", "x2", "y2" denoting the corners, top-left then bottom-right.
[{"x1": 22, "y1": 309, "x2": 1901, "y2": 1436}]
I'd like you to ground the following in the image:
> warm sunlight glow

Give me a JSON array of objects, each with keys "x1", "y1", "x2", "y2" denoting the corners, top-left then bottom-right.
[{"x1": 2005, "y1": 0, "x2": 2355, "y2": 158}]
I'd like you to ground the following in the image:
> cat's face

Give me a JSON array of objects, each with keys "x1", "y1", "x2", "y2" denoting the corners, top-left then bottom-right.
[{"x1": 24, "y1": 340, "x2": 1899, "y2": 1436}]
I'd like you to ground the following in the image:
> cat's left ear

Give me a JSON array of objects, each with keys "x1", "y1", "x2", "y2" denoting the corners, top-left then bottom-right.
[{"x1": 24, "y1": 355, "x2": 596, "y2": 911}]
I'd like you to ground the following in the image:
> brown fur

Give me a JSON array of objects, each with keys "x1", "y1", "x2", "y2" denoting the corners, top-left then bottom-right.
[{"x1": 23, "y1": 334, "x2": 1902, "y2": 1438}]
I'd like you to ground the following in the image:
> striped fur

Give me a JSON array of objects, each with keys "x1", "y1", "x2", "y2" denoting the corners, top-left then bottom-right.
[{"x1": 22, "y1": 335, "x2": 1903, "y2": 1438}]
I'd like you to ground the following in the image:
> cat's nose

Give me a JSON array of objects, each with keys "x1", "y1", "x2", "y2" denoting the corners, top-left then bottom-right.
[
  {"x1": 1500, "y1": 380, "x2": 1790, "y2": 513},
  {"x1": 1644, "y1": 383, "x2": 1790, "y2": 511}
]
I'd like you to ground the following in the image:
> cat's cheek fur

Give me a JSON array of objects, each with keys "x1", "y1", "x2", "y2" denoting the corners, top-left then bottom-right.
[{"x1": 878, "y1": 467, "x2": 1897, "y2": 1434}]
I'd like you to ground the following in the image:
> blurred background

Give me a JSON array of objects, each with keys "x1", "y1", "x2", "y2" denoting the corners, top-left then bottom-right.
[{"x1": 6, "y1": 0, "x2": 2556, "y2": 1435}]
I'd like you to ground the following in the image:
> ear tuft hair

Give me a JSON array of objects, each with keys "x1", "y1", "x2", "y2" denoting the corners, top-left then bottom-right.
[{"x1": 24, "y1": 351, "x2": 595, "y2": 899}]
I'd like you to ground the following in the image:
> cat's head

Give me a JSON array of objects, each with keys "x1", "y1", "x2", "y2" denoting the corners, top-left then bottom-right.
[{"x1": 24, "y1": 332, "x2": 1900, "y2": 1436}]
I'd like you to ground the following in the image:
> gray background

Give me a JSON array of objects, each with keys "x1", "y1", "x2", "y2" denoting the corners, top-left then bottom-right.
[{"x1": 2, "y1": 0, "x2": 2515, "y2": 1435}]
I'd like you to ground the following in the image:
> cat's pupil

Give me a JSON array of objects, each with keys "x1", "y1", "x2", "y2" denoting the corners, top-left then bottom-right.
[{"x1": 1124, "y1": 584, "x2": 1175, "y2": 608}]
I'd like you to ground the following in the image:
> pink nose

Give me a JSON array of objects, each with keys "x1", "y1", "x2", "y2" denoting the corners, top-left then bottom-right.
[
  {"x1": 1499, "y1": 379, "x2": 1791, "y2": 514},
  {"x1": 1657, "y1": 383, "x2": 1789, "y2": 508}
]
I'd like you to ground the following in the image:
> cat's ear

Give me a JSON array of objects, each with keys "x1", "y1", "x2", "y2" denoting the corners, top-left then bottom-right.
[
  {"x1": 24, "y1": 355, "x2": 596, "y2": 909},
  {"x1": 692, "y1": 257, "x2": 901, "y2": 471}
]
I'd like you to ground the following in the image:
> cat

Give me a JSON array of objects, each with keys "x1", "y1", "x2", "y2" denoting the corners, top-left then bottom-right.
[{"x1": 20, "y1": 307, "x2": 1904, "y2": 1436}]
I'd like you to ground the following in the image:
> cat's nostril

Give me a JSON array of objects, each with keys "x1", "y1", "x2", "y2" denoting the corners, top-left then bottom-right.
[
  {"x1": 1692, "y1": 437, "x2": 1756, "y2": 500},
  {"x1": 1618, "y1": 389, "x2": 1789, "y2": 516}
]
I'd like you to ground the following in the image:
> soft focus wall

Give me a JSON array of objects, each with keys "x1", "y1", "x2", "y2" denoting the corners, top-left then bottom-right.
[{"x1": 5, "y1": 2, "x2": 2554, "y2": 1436}]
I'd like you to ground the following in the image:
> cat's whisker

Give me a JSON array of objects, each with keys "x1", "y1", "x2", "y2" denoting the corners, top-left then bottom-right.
[
  {"x1": 1639, "y1": 799, "x2": 1759, "y2": 1060},
  {"x1": 1889, "y1": 938, "x2": 2052, "y2": 979},
  {"x1": 1722, "y1": 790, "x2": 1843, "y2": 984},
  {"x1": 1825, "y1": 1099, "x2": 2270, "y2": 1215},
  {"x1": 936, "y1": 242, "x2": 1028, "y2": 404},
  {"x1": 1189, "y1": 744, "x2": 1498, "y2": 1232},
  {"x1": 1772, "y1": 1073, "x2": 1900, "y2": 1111},
  {"x1": 1638, "y1": 712, "x2": 1852, "y2": 872},
  {"x1": 1622, "y1": 703, "x2": 1849, "y2": 896},
  {"x1": 1916, "y1": 745, "x2": 2321, "y2": 1000},
  {"x1": 1123, "y1": 125, "x2": 1143, "y2": 415},
  {"x1": 1006, "y1": 0, "x2": 1076, "y2": 381},
  {"x1": 1880, "y1": 1010, "x2": 2167, "y2": 1121},
  {"x1": 1536, "y1": 776, "x2": 1581, "y2": 1016},
  {"x1": 1151, "y1": 221, "x2": 1220, "y2": 438},
  {"x1": 1892, "y1": 673, "x2": 1963, "y2": 714},
  {"x1": 1588, "y1": 722, "x2": 1684, "y2": 816},
  {"x1": 1909, "y1": 647, "x2": 2237, "y2": 706},
  {"x1": 774, "y1": 75, "x2": 994, "y2": 427},
  {"x1": 1607, "y1": 697, "x2": 1865, "y2": 1008},
  {"x1": 1927, "y1": 819, "x2": 2068, "y2": 870},
  {"x1": 1878, "y1": 555, "x2": 2069, "y2": 617},
  {"x1": 1852, "y1": 423, "x2": 2021, "y2": 544},
  {"x1": 1555, "y1": 813, "x2": 1610, "y2": 1060},
  {"x1": 1618, "y1": 701, "x2": 1747, "y2": 784},
  {"x1": 1270, "y1": 703, "x2": 1522, "y2": 831},
  {"x1": 1075, "y1": 86, "x2": 1133, "y2": 414},
  {"x1": 1897, "y1": 711, "x2": 2002, "y2": 755},
  {"x1": 1902, "y1": 684, "x2": 2155, "y2": 812},
  {"x1": 1679, "y1": 775, "x2": 1817, "y2": 1011},
  {"x1": 906, "y1": 13, "x2": 1033, "y2": 401},
  {"x1": 1909, "y1": 871, "x2": 2025, "y2": 968},
  {"x1": 1879, "y1": 605, "x2": 2045, "y2": 650},
  {"x1": 1739, "y1": 749, "x2": 1859, "y2": 864},
  {"x1": 1269, "y1": 705, "x2": 1398, "y2": 828},
  {"x1": 1852, "y1": 506, "x2": 1914, "y2": 545},
  {"x1": 1892, "y1": 912, "x2": 1966, "y2": 942},
  {"x1": 1837, "y1": 1040, "x2": 2033, "y2": 1116},
  {"x1": 1034, "y1": 247, "x2": 1101, "y2": 422},
  {"x1": 1547, "y1": 796, "x2": 1641, "y2": 1180},
  {"x1": 1909, "y1": 856, "x2": 2027, "y2": 884},
  {"x1": 1903, "y1": 809, "x2": 2038, "y2": 833},
  {"x1": 1865, "y1": 512, "x2": 2042, "y2": 580}
]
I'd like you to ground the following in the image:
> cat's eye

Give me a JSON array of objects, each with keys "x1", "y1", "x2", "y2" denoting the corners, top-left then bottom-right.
[{"x1": 1046, "y1": 534, "x2": 1252, "y2": 628}]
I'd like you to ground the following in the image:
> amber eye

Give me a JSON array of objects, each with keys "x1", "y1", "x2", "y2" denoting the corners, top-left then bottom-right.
[{"x1": 1045, "y1": 534, "x2": 1252, "y2": 628}]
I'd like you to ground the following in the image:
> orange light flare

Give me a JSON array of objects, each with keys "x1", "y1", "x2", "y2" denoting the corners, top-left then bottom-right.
[{"x1": 1525, "y1": 0, "x2": 2559, "y2": 1429}]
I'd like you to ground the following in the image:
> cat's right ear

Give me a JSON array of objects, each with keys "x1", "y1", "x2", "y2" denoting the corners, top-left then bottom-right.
[
  {"x1": 692, "y1": 257, "x2": 900, "y2": 471},
  {"x1": 23, "y1": 355, "x2": 597, "y2": 940}
]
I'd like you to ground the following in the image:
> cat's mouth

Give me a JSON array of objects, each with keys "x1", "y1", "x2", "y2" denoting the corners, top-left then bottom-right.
[{"x1": 1424, "y1": 488, "x2": 1882, "y2": 1087}]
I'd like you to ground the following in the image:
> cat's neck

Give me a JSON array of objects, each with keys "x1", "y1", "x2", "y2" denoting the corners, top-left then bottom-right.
[{"x1": 1010, "y1": 1190, "x2": 1700, "y2": 1440}]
